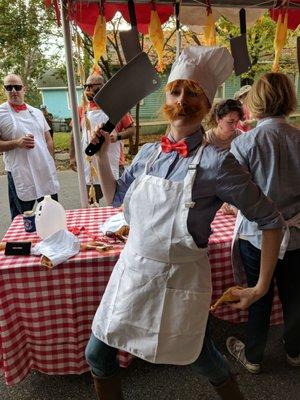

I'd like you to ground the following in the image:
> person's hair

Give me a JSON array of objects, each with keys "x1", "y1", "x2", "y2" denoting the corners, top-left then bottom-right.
[
  {"x1": 206, "y1": 99, "x2": 244, "y2": 128},
  {"x1": 4, "y1": 73, "x2": 24, "y2": 85},
  {"x1": 165, "y1": 79, "x2": 210, "y2": 109},
  {"x1": 246, "y1": 72, "x2": 297, "y2": 118}
]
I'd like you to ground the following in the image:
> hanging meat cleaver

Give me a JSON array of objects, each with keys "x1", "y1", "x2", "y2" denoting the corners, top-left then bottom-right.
[{"x1": 85, "y1": 51, "x2": 161, "y2": 156}]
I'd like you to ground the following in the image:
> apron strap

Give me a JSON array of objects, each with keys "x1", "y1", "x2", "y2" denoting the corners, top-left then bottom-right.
[{"x1": 183, "y1": 143, "x2": 207, "y2": 209}]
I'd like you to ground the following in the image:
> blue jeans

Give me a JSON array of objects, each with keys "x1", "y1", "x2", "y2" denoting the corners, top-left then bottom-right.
[
  {"x1": 85, "y1": 318, "x2": 230, "y2": 386},
  {"x1": 7, "y1": 171, "x2": 58, "y2": 220},
  {"x1": 239, "y1": 239, "x2": 300, "y2": 363}
]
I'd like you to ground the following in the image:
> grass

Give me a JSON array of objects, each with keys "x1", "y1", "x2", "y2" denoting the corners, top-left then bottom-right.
[{"x1": 53, "y1": 132, "x2": 70, "y2": 152}]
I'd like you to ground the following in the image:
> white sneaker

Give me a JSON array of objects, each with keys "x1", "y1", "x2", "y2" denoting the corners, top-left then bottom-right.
[
  {"x1": 226, "y1": 336, "x2": 261, "y2": 374},
  {"x1": 287, "y1": 353, "x2": 300, "y2": 367}
]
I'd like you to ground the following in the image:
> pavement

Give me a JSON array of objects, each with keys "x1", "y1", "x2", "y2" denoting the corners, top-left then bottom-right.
[{"x1": 1, "y1": 157, "x2": 300, "y2": 400}]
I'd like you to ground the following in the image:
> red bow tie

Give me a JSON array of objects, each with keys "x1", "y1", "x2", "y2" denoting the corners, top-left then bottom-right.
[
  {"x1": 160, "y1": 136, "x2": 189, "y2": 158},
  {"x1": 88, "y1": 101, "x2": 99, "y2": 110},
  {"x1": 9, "y1": 102, "x2": 27, "y2": 112}
]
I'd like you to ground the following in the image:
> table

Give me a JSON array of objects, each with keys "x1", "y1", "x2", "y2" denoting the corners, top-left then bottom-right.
[{"x1": 0, "y1": 208, "x2": 283, "y2": 385}]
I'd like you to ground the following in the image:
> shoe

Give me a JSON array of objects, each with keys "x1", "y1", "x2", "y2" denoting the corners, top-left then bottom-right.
[
  {"x1": 226, "y1": 336, "x2": 261, "y2": 374},
  {"x1": 287, "y1": 353, "x2": 300, "y2": 367},
  {"x1": 213, "y1": 375, "x2": 245, "y2": 400}
]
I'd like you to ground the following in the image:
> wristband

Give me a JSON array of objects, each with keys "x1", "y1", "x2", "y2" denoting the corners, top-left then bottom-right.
[{"x1": 117, "y1": 134, "x2": 122, "y2": 141}]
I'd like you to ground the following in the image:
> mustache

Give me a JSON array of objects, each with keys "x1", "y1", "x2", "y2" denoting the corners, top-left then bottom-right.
[{"x1": 163, "y1": 103, "x2": 204, "y2": 120}]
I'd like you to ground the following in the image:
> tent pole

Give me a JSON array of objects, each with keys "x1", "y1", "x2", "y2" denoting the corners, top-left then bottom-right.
[
  {"x1": 60, "y1": 0, "x2": 89, "y2": 208},
  {"x1": 175, "y1": 1, "x2": 181, "y2": 59}
]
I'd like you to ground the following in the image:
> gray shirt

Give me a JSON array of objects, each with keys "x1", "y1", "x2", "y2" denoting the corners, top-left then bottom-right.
[
  {"x1": 113, "y1": 128, "x2": 284, "y2": 247},
  {"x1": 231, "y1": 117, "x2": 300, "y2": 250}
]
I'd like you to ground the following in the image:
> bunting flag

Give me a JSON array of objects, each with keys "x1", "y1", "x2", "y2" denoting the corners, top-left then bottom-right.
[
  {"x1": 203, "y1": 6, "x2": 216, "y2": 46},
  {"x1": 148, "y1": 3, "x2": 166, "y2": 72},
  {"x1": 75, "y1": 32, "x2": 86, "y2": 85},
  {"x1": 272, "y1": 11, "x2": 288, "y2": 72},
  {"x1": 92, "y1": 13, "x2": 107, "y2": 73}
]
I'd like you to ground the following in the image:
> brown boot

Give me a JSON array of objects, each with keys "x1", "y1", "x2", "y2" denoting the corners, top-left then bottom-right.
[
  {"x1": 92, "y1": 371, "x2": 124, "y2": 400},
  {"x1": 213, "y1": 376, "x2": 245, "y2": 400}
]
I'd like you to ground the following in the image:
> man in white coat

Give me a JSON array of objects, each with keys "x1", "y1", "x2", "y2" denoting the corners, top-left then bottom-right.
[
  {"x1": 0, "y1": 74, "x2": 59, "y2": 220},
  {"x1": 69, "y1": 72, "x2": 135, "y2": 204}
]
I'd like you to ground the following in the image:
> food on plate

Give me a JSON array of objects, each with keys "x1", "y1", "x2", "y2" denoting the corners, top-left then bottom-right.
[
  {"x1": 80, "y1": 242, "x2": 114, "y2": 252},
  {"x1": 41, "y1": 255, "x2": 54, "y2": 269},
  {"x1": 115, "y1": 225, "x2": 129, "y2": 237},
  {"x1": 0, "y1": 242, "x2": 6, "y2": 251},
  {"x1": 210, "y1": 285, "x2": 244, "y2": 311}
]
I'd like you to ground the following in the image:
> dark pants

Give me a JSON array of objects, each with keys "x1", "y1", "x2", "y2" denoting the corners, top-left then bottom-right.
[
  {"x1": 7, "y1": 171, "x2": 58, "y2": 221},
  {"x1": 239, "y1": 239, "x2": 300, "y2": 363},
  {"x1": 85, "y1": 318, "x2": 231, "y2": 386}
]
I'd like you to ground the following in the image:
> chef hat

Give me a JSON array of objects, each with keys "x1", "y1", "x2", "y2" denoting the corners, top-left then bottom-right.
[{"x1": 167, "y1": 46, "x2": 234, "y2": 105}]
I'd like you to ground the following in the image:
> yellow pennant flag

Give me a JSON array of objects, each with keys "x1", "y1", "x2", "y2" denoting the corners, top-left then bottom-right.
[
  {"x1": 93, "y1": 14, "x2": 107, "y2": 73},
  {"x1": 272, "y1": 12, "x2": 288, "y2": 72},
  {"x1": 203, "y1": 12, "x2": 216, "y2": 46},
  {"x1": 148, "y1": 9, "x2": 165, "y2": 72}
]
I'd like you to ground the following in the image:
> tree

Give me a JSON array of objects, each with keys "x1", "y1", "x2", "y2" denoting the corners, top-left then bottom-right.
[{"x1": 0, "y1": 0, "x2": 62, "y2": 106}]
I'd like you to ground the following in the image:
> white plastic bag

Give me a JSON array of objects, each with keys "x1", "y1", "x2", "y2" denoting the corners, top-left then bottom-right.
[
  {"x1": 31, "y1": 229, "x2": 80, "y2": 267},
  {"x1": 100, "y1": 212, "x2": 128, "y2": 234}
]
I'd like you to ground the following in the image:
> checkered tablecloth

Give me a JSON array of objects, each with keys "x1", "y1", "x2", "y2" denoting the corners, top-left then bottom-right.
[{"x1": 0, "y1": 208, "x2": 283, "y2": 385}]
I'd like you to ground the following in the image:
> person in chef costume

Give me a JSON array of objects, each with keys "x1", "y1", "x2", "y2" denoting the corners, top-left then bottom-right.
[
  {"x1": 0, "y1": 74, "x2": 59, "y2": 220},
  {"x1": 86, "y1": 47, "x2": 284, "y2": 400}
]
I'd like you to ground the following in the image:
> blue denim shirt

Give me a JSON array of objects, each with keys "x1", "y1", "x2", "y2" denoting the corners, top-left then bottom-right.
[
  {"x1": 231, "y1": 117, "x2": 300, "y2": 251},
  {"x1": 113, "y1": 128, "x2": 284, "y2": 247}
]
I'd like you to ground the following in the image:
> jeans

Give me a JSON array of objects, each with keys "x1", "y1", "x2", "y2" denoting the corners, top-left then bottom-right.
[
  {"x1": 85, "y1": 318, "x2": 230, "y2": 386},
  {"x1": 239, "y1": 239, "x2": 300, "y2": 363},
  {"x1": 7, "y1": 171, "x2": 58, "y2": 220}
]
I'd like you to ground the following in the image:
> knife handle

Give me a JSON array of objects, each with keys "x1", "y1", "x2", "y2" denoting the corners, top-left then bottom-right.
[{"x1": 85, "y1": 120, "x2": 116, "y2": 156}]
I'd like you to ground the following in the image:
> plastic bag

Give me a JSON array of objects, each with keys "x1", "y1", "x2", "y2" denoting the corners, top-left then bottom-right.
[{"x1": 100, "y1": 212, "x2": 128, "y2": 234}]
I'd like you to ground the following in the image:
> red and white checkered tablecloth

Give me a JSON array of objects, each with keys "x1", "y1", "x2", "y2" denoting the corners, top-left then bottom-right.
[{"x1": 0, "y1": 208, "x2": 283, "y2": 385}]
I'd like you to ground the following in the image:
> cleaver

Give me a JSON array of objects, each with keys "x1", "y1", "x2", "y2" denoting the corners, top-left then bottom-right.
[
  {"x1": 119, "y1": 0, "x2": 142, "y2": 63},
  {"x1": 120, "y1": 27, "x2": 142, "y2": 63},
  {"x1": 85, "y1": 52, "x2": 161, "y2": 156}
]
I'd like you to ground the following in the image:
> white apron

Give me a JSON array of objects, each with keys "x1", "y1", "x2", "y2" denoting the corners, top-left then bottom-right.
[
  {"x1": 82, "y1": 109, "x2": 121, "y2": 184},
  {"x1": 6, "y1": 103, "x2": 59, "y2": 201},
  {"x1": 92, "y1": 144, "x2": 212, "y2": 365},
  {"x1": 231, "y1": 211, "x2": 300, "y2": 284}
]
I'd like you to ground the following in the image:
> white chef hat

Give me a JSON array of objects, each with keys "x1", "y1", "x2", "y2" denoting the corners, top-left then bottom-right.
[{"x1": 167, "y1": 46, "x2": 234, "y2": 105}]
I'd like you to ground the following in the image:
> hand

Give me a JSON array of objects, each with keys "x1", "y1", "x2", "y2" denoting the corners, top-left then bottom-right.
[
  {"x1": 90, "y1": 124, "x2": 111, "y2": 156},
  {"x1": 229, "y1": 286, "x2": 267, "y2": 310},
  {"x1": 69, "y1": 157, "x2": 77, "y2": 172},
  {"x1": 17, "y1": 135, "x2": 35, "y2": 149},
  {"x1": 109, "y1": 130, "x2": 118, "y2": 143}
]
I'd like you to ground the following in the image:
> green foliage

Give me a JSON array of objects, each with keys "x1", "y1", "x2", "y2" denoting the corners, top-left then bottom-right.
[
  {"x1": 53, "y1": 132, "x2": 70, "y2": 152},
  {"x1": 0, "y1": 0, "x2": 62, "y2": 107}
]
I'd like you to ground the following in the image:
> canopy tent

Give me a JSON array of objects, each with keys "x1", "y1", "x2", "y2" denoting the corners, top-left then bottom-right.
[{"x1": 55, "y1": 0, "x2": 300, "y2": 208}]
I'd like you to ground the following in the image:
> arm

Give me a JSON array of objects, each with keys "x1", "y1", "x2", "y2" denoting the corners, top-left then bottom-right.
[
  {"x1": 215, "y1": 151, "x2": 284, "y2": 308},
  {"x1": 110, "y1": 125, "x2": 135, "y2": 143},
  {"x1": 91, "y1": 127, "x2": 117, "y2": 205},
  {"x1": 69, "y1": 131, "x2": 77, "y2": 171},
  {"x1": 0, "y1": 136, "x2": 35, "y2": 151},
  {"x1": 231, "y1": 228, "x2": 282, "y2": 309},
  {"x1": 44, "y1": 131, "x2": 54, "y2": 158}
]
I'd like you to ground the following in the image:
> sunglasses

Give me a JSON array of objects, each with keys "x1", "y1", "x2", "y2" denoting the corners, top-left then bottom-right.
[
  {"x1": 83, "y1": 83, "x2": 102, "y2": 90},
  {"x1": 4, "y1": 84, "x2": 23, "y2": 92}
]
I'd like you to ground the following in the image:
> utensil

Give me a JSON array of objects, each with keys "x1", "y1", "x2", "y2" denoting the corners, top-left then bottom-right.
[{"x1": 85, "y1": 51, "x2": 161, "y2": 156}]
